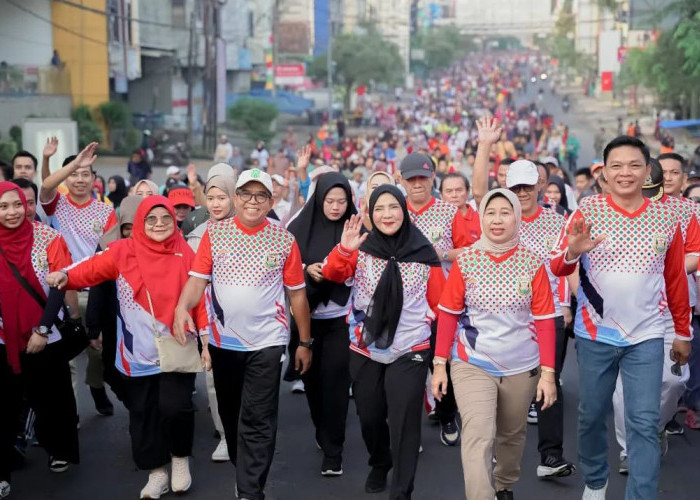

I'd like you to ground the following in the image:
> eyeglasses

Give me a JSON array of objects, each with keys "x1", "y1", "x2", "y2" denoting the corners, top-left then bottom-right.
[
  {"x1": 236, "y1": 191, "x2": 271, "y2": 203},
  {"x1": 144, "y1": 214, "x2": 174, "y2": 226},
  {"x1": 509, "y1": 184, "x2": 536, "y2": 194}
]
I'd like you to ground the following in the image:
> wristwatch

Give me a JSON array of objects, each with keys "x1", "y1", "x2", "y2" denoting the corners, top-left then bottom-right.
[
  {"x1": 441, "y1": 250, "x2": 449, "y2": 262},
  {"x1": 299, "y1": 339, "x2": 314, "y2": 349},
  {"x1": 35, "y1": 326, "x2": 50, "y2": 338}
]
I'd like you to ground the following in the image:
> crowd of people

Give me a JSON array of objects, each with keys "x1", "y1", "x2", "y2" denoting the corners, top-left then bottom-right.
[{"x1": 0, "y1": 52, "x2": 699, "y2": 500}]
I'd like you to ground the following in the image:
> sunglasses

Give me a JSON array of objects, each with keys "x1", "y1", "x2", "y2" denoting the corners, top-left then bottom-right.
[{"x1": 509, "y1": 184, "x2": 536, "y2": 194}]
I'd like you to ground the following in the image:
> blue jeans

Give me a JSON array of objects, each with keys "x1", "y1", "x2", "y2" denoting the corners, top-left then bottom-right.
[
  {"x1": 576, "y1": 337, "x2": 663, "y2": 500},
  {"x1": 683, "y1": 315, "x2": 700, "y2": 410}
]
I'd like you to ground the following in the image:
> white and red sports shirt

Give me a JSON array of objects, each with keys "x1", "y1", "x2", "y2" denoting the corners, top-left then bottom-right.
[
  {"x1": 0, "y1": 223, "x2": 71, "y2": 346},
  {"x1": 551, "y1": 195, "x2": 691, "y2": 345},
  {"x1": 519, "y1": 206, "x2": 569, "y2": 316},
  {"x1": 438, "y1": 245, "x2": 556, "y2": 376},
  {"x1": 408, "y1": 196, "x2": 478, "y2": 275},
  {"x1": 42, "y1": 193, "x2": 116, "y2": 263},
  {"x1": 65, "y1": 248, "x2": 208, "y2": 377},
  {"x1": 322, "y1": 244, "x2": 445, "y2": 364},
  {"x1": 190, "y1": 217, "x2": 305, "y2": 352}
]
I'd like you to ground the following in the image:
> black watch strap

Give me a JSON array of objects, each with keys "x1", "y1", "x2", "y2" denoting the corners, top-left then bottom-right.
[{"x1": 299, "y1": 339, "x2": 313, "y2": 349}]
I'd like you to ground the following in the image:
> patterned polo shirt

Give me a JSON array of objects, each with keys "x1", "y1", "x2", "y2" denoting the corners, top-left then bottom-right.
[
  {"x1": 42, "y1": 193, "x2": 116, "y2": 263},
  {"x1": 190, "y1": 216, "x2": 305, "y2": 351}
]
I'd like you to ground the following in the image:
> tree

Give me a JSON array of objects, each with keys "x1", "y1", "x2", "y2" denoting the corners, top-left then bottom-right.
[
  {"x1": 410, "y1": 24, "x2": 477, "y2": 75},
  {"x1": 308, "y1": 27, "x2": 404, "y2": 110},
  {"x1": 228, "y1": 98, "x2": 279, "y2": 144},
  {"x1": 71, "y1": 105, "x2": 103, "y2": 148}
]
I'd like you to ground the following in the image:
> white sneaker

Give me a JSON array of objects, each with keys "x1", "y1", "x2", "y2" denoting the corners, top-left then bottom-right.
[
  {"x1": 582, "y1": 481, "x2": 607, "y2": 500},
  {"x1": 291, "y1": 380, "x2": 305, "y2": 393},
  {"x1": 211, "y1": 438, "x2": 229, "y2": 462},
  {"x1": 171, "y1": 456, "x2": 191, "y2": 493},
  {"x1": 140, "y1": 467, "x2": 169, "y2": 499},
  {"x1": 0, "y1": 480, "x2": 10, "y2": 499},
  {"x1": 527, "y1": 402, "x2": 538, "y2": 424}
]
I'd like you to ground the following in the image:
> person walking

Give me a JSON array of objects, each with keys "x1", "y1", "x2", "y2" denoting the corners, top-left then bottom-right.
[
  {"x1": 287, "y1": 172, "x2": 355, "y2": 476},
  {"x1": 322, "y1": 185, "x2": 445, "y2": 499},
  {"x1": 0, "y1": 182, "x2": 80, "y2": 499},
  {"x1": 432, "y1": 188, "x2": 557, "y2": 500},
  {"x1": 174, "y1": 168, "x2": 312, "y2": 500},
  {"x1": 47, "y1": 195, "x2": 208, "y2": 499},
  {"x1": 550, "y1": 136, "x2": 692, "y2": 500}
]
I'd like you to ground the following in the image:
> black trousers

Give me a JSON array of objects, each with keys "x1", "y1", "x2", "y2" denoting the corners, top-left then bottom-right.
[
  {"x1": 301, "y1": 316, "x2": 350, "y2": 460},
  {"x1": 120, "y1": 372, "x2": 196, "y2": 470},
  {"x1": 0, "y1": 343, "x2": 79, "y2": 482},
  {"x1": 429, "y1": 322, "x2": 457, "y2": 424},
  {"x1": 536, "y1": 316, "x2": 569, "y2": 460},
  {"x1": 209, "y1": 345, "x2": 284, "y2": 500},
  {"x1": 350, "y1": 349, "x2": 430, "y2": 500}
]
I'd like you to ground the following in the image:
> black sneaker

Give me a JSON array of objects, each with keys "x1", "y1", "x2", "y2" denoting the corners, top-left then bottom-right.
[
  {"x1": 90, "y1": 387, "x2": 114, "y2": 416},
  {"x1": 364, "y1": 467, "x2": 389, "y2": 493},
  {"x1": 440, "y1": 417, "x2": 460, "y2": 446},
  {"x1": 537, "y1": 455, "x2": 575, "y2": 478},
  {"x1": 665, "y1": 418, "x2": 685, "y2": 435},
  {"x1": 49, "y1": 456, "x2": 69, "y2": 473},
  {"x1": 496, "y1": 489, "x2": 514, "y2": 500},
  {"x1": 321, "y1": 455, "x2": 343, "y2": 477},
  {"x1": 527, "y1": 402, "x2": 538, "y2": 424}
]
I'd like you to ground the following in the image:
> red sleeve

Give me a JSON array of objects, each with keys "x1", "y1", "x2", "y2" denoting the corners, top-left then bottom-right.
[
  {"x1": 283, "y1": 241, "x2": 305, "y2": 289},
  {"x1": 531, "y1": 264, "x2": 556, "y2": 319},
  {"x1": 41, "y1": 192, "x2": 60, "y2": 216},
  {"x1": 435, "y1": 310, "x2": 459, "y2": 359},
  {"x1": 534, "y1": 318, "x2": 556, "y2": 369},
  {"x1": 190, "y1": 230, "x2": 213, "y2": 279},
  {"x1": 438, "y1": 261, "x2": 467, "y2": 315},
  {"x1": 426, "y1": 265, "x2": 446, "y2": 317},
  {"x1": 321, "y1": 244, "x2": 358, "y2": 283},
  {"x1": 685, "y1": 214, "x2": 700, "y2": 255},
  {"x1": 66, "y1": 249, "x2": 119, "y2": 289},
  {"x1": 664, "y1": 225, "x2": 691, "y2": 339},
  {"x1": 452, "y1": 213, "x2": 477, "y2": 248},
  {"x1": 47, "y1": 235, "x2": 73, "y2": 272},
  {"x1": 191, "y1": 295, "x2": 209, "y2": 333},
  {"x1": 550, "y1": 209, "x2": 584, "y2": 277},
  {"x1": 104, "y1": 210, "x2": 118, "y2": 232}
]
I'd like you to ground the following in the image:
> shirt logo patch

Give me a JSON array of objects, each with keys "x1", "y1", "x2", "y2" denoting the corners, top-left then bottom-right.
[
  {"x1": 516, "y1": 277, "x2": 531, "y2": 297},
  {"x1": 38, "y1": 255, "x2": 49, "y2": 270},
  {"x1": 92, "y1": 220, "x2": 104, "y2": 234},
  {"x1": 653, "y1": 234, "x2": 668, "y2": 255},
  {"x1": 265, "y1": 252, "x2": 282, "y2": 269},
  {"x1": 545, "y1": 235, "x2": 557, "y2": 251},
  {"x1": 429, "y1": 227, "x2": 443, "y2": 243}
]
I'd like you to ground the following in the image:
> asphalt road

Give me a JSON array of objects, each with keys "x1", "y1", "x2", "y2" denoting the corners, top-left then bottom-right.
[{"x1": 11, "y1": 91, "x2": 699, "y2": 500}]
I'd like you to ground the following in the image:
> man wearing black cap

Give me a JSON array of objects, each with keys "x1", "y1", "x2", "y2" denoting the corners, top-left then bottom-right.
[{"x1": 399, "y1": 152, "x2": 476, "y2": 448}]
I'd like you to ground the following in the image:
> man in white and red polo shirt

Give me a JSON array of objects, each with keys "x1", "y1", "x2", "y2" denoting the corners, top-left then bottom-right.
[
  {"x1": 551, "y1": 136, "x2": 691, "y2": 500},
  {"x1": 174, "y1": 168, "x2": 311, "y2": 500},
  {"x1": 39, "y1": 142, "x2": 116, "y2": 263}
]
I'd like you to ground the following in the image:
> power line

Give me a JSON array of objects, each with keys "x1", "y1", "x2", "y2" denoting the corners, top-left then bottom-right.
[{"x1": 5, "y1": 0, "x2": 108, "y2": 46}]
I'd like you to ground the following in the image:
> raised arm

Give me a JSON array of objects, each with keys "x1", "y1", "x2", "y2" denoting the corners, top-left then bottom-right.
[
  {"x1": 41, "y1": 136, "x2": 59, "y2": 182},
  {"x1": 40, "y1": 142, "x2": 98, "y2": 203},
  {"x1": 471, "y1": 116, "x2": 503, "y2": 208}
]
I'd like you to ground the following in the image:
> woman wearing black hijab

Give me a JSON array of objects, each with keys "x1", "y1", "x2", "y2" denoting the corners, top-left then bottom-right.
[
  {"x1": 322, "y1": 185, "x2": 445, "y2": 499},
  {"x1": 544, "y1": 175, "x2": 571, "y2": 217},
  {"x1": 107, "y1": 175, "x2": 128, "y2": 210},
  {"x1": 287, "y1": 172, "x2": 356, "y2": 477}
]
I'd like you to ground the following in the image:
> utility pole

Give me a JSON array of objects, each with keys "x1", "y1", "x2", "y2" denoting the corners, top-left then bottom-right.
[
  {"x1": 327, "y1": 0, "x2": 333, "y2": 125},
  {"x1": 186, "y1": 10, "x2": 196, "y2": 148},
  {"x1": 271, "y1": 0, "x2": 279, "y2": 97},
  {"x1": 202, "y1": 0, "x2": 211, "y2": 150}
]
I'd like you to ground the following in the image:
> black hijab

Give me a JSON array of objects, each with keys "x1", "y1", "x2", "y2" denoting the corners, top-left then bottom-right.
[
  {"x1": 107, "y1": 175, "x2": 128, "y2": 208},
  {"x1": 359, "y1": 184, "x2": 440, "y2": 349},
  {"x1": 546, "y1": 176, "x2": 571, "y2": 215},
  {"x1": 287, "y1": 172, "x2": 356, "y2": 311}
]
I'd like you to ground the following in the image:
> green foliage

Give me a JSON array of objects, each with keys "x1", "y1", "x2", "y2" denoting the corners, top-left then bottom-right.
[
  {"x1": 71, "y1": 104, "x2": 103, "y2": 148},
  {"x1": 98, "y1": 100, "x2": 132, "y2": 129},
  {"x1": 228, "y1": 98, "x2": 279, "y2": 144},
  {"x1": 9, "y1": 125, "x2": 22, "y2": 150},
  {"x1": 0, "y1": 140, "x2": 18, "y2": 164},
  {"x1": 674, "y1": 12, "x2": 700, "y2": 76},
  {"x1": 308, "y1": 26, "x2": 405, "y2": 109},
  {"x1": 410, "y1": 25, "x2": 477, "y2": 74}
]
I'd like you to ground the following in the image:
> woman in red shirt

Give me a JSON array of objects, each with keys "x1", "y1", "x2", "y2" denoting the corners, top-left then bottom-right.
[{"x1": 432, "y1": 189, "x2": 557, "y2": 500}]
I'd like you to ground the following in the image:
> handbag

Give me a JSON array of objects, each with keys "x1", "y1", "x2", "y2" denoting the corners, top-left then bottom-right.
[
  {"x1": 145, "y1": 289, "x2": 202, "y2": 373},
  {"x1": 0, "y1": 249, "x2": 88, "y2": 360}
]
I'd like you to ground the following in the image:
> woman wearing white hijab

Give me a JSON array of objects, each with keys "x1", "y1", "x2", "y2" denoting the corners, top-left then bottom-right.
[{"x1": 431, "y1": 189, "x2": 557, "y2": 500}]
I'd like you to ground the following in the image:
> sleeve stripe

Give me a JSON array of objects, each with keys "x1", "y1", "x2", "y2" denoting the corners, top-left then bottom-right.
[
  {"x1": 285, "y1": 282, "x2": 306, "y2": 290},
  {"x1": 189, "y1": 271, "x2": 211, "y2": 280},
  {"x1": 533, "y1": 313, "x2": 558, "y2": 320},
  {"x1": 438, "y1": 304, "x2": 464, "y2": 315}
]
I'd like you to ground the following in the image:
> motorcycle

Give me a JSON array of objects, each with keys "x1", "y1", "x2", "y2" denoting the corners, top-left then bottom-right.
[{"x1": 153, "y1": 134, "x2": 190, "y2": 167}]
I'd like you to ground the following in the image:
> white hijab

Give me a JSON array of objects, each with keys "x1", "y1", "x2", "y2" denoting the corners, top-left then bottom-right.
[{"x1": 472, "y1": 188, "x2": 522, "y2": 256}]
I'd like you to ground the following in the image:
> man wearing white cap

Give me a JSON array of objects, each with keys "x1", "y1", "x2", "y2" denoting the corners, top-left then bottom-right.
[
  {"x1": 506, "y1": 159, "x2": 576, "y2": 479},
  {"x1": 174, "y1": 168, "x2": 311, "y2": 500}
]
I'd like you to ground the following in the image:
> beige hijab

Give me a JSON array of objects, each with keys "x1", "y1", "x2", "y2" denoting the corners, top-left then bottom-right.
[
  {"x1": 133, "y1": 179, "x2": 159, "y2": 197},
  {"x1": 99, "y1": 195, "x2": 141, "y2": 249},
  {"x1": 365, "y1": 171, "x2": 395, "y2": 195},
  {"x1": 205, "y1": 175, "x2": 237, "y2": 219},
  {"x1": 472, "y1": 188, "x2": 522, "y2": 256}
]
